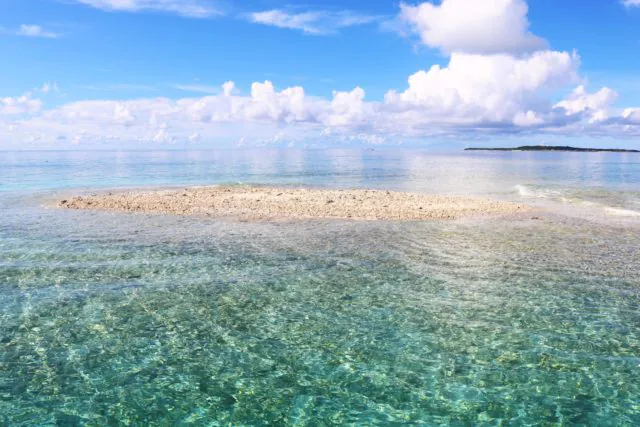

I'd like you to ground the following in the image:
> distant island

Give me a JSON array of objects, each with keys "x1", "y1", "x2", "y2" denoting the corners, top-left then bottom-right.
[{"x1": 465, "y1": 145, "x2": 640, "y2": 153}]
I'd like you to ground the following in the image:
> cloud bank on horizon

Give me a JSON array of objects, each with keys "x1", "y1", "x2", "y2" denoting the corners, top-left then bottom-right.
[{"x1": 1, "y1": 0, "x2": 640, "y2": 147}]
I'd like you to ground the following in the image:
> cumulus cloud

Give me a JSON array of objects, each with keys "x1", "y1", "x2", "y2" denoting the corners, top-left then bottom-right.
[
  {"x1": 623, "y1": 0, "x2": 640, "y2": 7},
  {"x1": 399, "y1": 0, "x2": 546, "y2": 54},
  {"x1": 2, "y1": 74, "x2": 638, "y2": 147},
  {"x1": 326, "y1": 87, "x2": 369, "y2": 126},
  {"x1": 222, "y1": 81, "x2": 235, "y2": 96},
  {"x1": 71, "y1": 0, "x2": 221, "y2": 18},
  {"x1": 2, "y1": 0, "x2": 639, "y2": 146},
  {"x1": 249, "y1": 9, "x2": 380, "y2": 35},
  {"x1": 1, "y1": 93, "x2": 43, "y2": 115},
  {"x1": 378, "y1": 1, "x2": 632, "y2": 133},
  {"x1": 554, "y1": 85, "x2": 618, "y2": 122},
  {"x1": 384, "y1": 51, "x2": 579, "y2": 124},
  {"x1": 0, "y1": 81, "x2": 374, "y2": 146},
  {"x1": 621, "y1": 108, "x2": 640, "y2": 125}
]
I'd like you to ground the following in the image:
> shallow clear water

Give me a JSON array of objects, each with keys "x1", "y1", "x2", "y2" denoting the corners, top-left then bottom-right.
[{"x1": 1, "y1": 149, "x2": 639, "y2": 425}]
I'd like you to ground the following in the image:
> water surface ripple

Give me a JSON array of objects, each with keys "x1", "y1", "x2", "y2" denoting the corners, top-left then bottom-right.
[{"x1": 1, "y1": 150, "x2": 639, "y2": 425}]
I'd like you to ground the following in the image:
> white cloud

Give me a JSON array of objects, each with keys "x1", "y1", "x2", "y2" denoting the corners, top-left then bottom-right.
[
  {"x1": 40, "y1": 82, "x2": 60, "y2": 94},
  {"x1": 0, "y1": 82, "x2": 55, "y2": 116},
  {"x1": 1, "y1": 93, "x2": 43, "y2": 115},
  {"x1": 384, "y1": 51, "x2": 579, "y2": 125},
  {"x1": 622, "y1": 108, "x2": 640, "y2": 123},
  {"x1": 1, "y1": 25, "x2": 61, "y2": 38},
  {"x1": 71, "y1": 0, "x2": 221, "y2": 18},
  {"x1": 2, "y1": 1, "x2": 639, "y2": 146},
  {"x1": 222, "y1": 81, "x2": 235, "y2": 96},
  {"x1": 249, "y1": 9, "x2": 380, "y2": 35},
  {"x1": 2, "y1": 73, "x2": 639, "y2": 147},
  {"x1": 326, "y1": 87, "x2": 368, "y2": 126},
  {"x1": 623, "y1": 0, "x2": 640, "y2": 7},
  {"x1": 242, "y1": 81, "x2": 313, "y2": 122},
  {"x1": 399, "y1": 0, "x2": 546, "y2": 54},
  {"x1": 554, "y1": 85, "x2": 618, "y2": 122},
  {"x1": 152, "y1": 128, "x2": 174, "y2": 143}
]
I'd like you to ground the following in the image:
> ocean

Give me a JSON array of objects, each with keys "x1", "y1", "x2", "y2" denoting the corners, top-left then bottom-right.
[{"x1": 1, "y1": 149, "x2": 639, "y2": 425}]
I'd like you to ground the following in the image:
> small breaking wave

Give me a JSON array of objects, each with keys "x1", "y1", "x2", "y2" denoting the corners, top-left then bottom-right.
[
  {"x1": 515, "y1": 185, "x2": 567, "y2": 201},
  {"x1": 516, "y1": 185, "x2": 640, "y2": 220},
  {"x1": 604, "y1": 207, "x2": 640, "y2": 217}
]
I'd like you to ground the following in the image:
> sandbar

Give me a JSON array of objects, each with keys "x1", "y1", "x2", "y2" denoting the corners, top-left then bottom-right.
[{"x1": 57, "y1": 186, "x2": 532, "y2": 221}]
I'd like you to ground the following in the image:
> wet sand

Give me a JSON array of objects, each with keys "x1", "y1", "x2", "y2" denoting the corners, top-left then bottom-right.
[{"x1": 57, "y1": 186, "x2": 532, "y2": 221}]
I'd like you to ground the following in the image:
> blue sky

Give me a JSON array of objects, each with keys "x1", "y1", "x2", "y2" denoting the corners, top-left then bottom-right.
[
  {"x1": 1, "y1": 0, "x2": 421, "y2": 101},
  {"x1": 1, "y1": 0, "x2": 640, "y2": 148}
]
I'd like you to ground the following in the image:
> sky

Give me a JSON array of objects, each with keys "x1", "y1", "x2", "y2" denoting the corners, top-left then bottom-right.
[{"x1": 1, "y1": 0, "x2": 640, "y2": 149}]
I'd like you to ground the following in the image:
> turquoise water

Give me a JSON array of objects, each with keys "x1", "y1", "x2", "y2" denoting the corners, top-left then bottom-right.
[{"x1": 1, "y1": 149, "x2": 639, "y2": 425}]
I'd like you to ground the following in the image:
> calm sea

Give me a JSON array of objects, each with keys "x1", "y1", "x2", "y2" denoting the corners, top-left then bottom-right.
[{"x1": 1, "y1": 149, "x2": 639, "y2": 425}]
